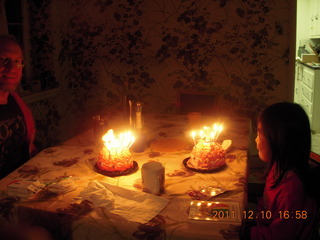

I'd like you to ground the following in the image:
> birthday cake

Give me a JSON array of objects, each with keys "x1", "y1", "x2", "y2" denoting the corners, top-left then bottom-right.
[
  {"x1": 95, "y1": 129, "x2": 137, "y2": 175},
  {"x1": 188, "y1": 140, "x2": 226, "y2": 170},
  {"x1": 96, "y1": 148, "x2": 133, "y2": 172}
]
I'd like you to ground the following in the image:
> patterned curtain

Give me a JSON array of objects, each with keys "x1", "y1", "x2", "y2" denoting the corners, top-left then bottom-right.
[{"x1": 0, "y1": 0, "x2": 8, "y2": 34}]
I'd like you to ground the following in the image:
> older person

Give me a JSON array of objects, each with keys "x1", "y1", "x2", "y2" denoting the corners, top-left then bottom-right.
[{"x1": 0, "y1": 34, "x2": 36, "y2": 179}]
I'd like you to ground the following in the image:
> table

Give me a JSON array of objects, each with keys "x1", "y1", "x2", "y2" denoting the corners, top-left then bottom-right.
[{"x1": 0, "y1": 114, "x2": 250, "y2": 240}]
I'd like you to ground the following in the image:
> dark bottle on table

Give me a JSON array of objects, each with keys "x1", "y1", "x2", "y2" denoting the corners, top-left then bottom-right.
[
  {"x1": 122, "y1": 81, "x2": 129, "y2": 123},
  {"x1": 93, "y1": 115, "x2": 108, "y2": 145},
  {"x1": 132, "y1": 102, "x2": 146, "y2": 153}
]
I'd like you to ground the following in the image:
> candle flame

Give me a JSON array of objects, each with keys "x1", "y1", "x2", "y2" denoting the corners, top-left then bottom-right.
[
  {"x1": 190, "y1": 123, "x2": 223, "y2": 145},
  {"x1": 191, "y1": 131, "x2": 196, "y2": 139},
  {"x1": 102, "y1": 129, "x2": 135, "y2": 155}
]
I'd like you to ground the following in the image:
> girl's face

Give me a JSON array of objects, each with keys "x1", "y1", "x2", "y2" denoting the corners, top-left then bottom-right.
[{"x1": 255, "y1": 122, "x2": 271, "y2": 162}]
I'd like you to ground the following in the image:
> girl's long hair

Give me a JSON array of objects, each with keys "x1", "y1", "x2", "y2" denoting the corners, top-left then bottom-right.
[{"x1": 258, "y1": 102, "x2": 311, "y2": 192}]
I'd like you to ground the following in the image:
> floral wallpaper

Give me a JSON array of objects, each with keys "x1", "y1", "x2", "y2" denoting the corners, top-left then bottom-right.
[
  {"x1": 29, "y1": 96, "x2": 61, "y2": 149},
  {"x1": 28, "y1": 0, "x2": 59, "y2": 91},
  {"x1": 26, "y1": 0, "x2": 293, "y2": 148}
]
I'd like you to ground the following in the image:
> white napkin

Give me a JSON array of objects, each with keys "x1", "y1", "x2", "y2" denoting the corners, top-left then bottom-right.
[{"x1": 79, "y1": 181, "x2": 169, "y2": 223}]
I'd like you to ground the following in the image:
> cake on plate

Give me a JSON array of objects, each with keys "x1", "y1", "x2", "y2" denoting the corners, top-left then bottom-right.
[
  {"x1": 96, "y1": 148, "x2": 133, "y2": 172},
  {"x1": 187, "y1": 140, "x2": 226, "y2": 170},
  {"x1": 95, "y1": 129, "x2": 137, "y2": 175}
]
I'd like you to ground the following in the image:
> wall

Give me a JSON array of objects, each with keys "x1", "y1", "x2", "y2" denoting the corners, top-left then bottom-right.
[
  {"x1": 296, "y1": 0, "x2": 312, "y2": 54},
  {"x1": 27, "y1": 0, "x2": 295, "y2": 148}
]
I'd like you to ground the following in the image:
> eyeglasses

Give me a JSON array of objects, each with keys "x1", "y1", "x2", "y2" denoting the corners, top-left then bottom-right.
[{"x1": 0, "y1": 56, "x2": 25, "y2": 69}]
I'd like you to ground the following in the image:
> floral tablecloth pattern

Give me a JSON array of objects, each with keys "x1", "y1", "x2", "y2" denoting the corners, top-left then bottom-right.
[{"x1": 0, "y1": 114, "x2": 250, "y2": 240}]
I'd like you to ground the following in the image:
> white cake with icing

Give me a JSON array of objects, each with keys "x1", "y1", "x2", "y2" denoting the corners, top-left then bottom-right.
[{"x1": 188, "y1": 140, "x2": 226, "y2": 170}]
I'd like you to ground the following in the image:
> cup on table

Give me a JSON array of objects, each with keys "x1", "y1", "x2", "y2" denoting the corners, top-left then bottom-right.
[
  {"x1": 141, "y1": 161, "x2": 165, "y2": 195},
  {"x1": 188, "y1": 112, "x2": 202, "y2": 129}
]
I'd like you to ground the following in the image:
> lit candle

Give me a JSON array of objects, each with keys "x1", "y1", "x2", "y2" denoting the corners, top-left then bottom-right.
[
  {"x1": 215, "y1": 125, "x2": 223, "y2": 141},
  {"x1": 203, "y1": 126, "x2": 210, "y2": 142},
  {"x1": 200, "y1": 130, "x2": 204, "y2": 140},
  {"x1": 102, "y1": 129, "x2": 135, "y2": 156},
  {"x1": 191, "y1": 131, "x2": 196, "y2": 145},
  {"x1": 210, "y1": 130, "x2": 216, "y2": 141},
  {"x1": 190, "y1": 123, "x2": 224, "y2": 145}
]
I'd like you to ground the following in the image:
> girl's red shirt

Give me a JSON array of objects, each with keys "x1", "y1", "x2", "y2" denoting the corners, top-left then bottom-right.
[{"x1": 251, "y1": 165, "x2": 318, "y2": 240}]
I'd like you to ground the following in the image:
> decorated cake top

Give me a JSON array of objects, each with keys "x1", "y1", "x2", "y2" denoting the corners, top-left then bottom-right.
[
  {"x1": 187, "y1": 123, "x2": 226, "y2": 171},
  {"x1": 193, "y1": 140, "x2": 224, "y2": 151}
]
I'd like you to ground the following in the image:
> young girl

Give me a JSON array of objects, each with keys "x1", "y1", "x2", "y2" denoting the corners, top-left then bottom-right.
[{"x1": 243, "y1": 102, "x2": 319, "y2": 240}]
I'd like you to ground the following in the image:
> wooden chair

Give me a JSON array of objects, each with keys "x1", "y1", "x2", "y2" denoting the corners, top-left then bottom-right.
[{"x1": 177, "y1": 91, "x2": 219, "y2": 115}]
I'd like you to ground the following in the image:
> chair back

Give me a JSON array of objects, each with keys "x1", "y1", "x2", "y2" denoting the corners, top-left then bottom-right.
[{"x1": 177, "y1": 91, "x2": 218, "y2": 115}]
